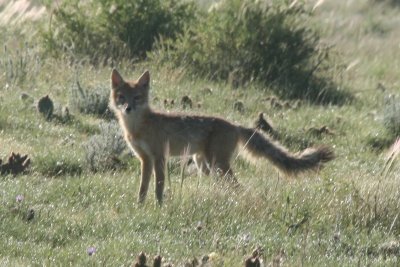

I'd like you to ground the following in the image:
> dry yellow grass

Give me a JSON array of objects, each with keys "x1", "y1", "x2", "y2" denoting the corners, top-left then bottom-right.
[{"x1": 0, "y1": 0, "x2": 46, "y2": 25}]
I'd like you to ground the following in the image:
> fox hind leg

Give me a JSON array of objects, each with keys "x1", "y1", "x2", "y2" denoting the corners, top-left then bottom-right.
[
  {"x1": 193, "y1": 153, "x2": 210, "y2": 176},
  {"x1": 154, "y1": 156, "x2": 166, "y2": 204},
  {"x1": 204, "y1": 143, "x2": 238, "y2": 184}
]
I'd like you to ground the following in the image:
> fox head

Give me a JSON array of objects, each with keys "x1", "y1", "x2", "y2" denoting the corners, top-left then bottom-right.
[{"x1": 110, "y1": 69, "x2": 150, "y2": 115}]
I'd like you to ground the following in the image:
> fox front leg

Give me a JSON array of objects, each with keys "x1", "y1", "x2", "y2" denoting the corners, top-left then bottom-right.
[{"x1": 138, "y1": 156, "x2": 153, "y2": 203}]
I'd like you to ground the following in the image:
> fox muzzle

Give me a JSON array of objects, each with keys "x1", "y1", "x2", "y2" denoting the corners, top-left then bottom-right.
[{"x1": 122, "y1": 103, "x2": 133, "y2": 113}]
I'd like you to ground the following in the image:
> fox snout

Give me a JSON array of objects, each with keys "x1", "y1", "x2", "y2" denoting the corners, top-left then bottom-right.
[
  {"x1": 117, "y1": 98, "x2": 145, "y2": 115},
  {"x1": 122, "y1": 103, "x2": 133, "y2": 113}
]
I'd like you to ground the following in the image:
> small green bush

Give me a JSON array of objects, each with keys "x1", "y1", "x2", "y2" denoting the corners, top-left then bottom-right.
[
  {"x1": 153, "y1": 0, "x2": 350, "y2": 104},
  {"x1": 84, "y1": 122, "x2": 127, "y2": 172},
  {"x1": 41, "y1": 0, "x2": 196, "y2": 62}
]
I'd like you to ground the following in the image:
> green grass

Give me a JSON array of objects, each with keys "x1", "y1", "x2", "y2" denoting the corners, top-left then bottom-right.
[{"x1": 1, "y1": 0, "x2": 400, "y2": 266}]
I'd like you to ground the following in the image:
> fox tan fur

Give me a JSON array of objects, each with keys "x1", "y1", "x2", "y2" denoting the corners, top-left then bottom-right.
[{"x1": 110, "y1": 69, "x2": 334, "y2": 204}]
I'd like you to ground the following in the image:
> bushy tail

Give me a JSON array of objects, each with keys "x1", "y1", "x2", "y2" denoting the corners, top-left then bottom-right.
[{"x1": 239, "y1": 127, "x2": 334, "y2": 175}]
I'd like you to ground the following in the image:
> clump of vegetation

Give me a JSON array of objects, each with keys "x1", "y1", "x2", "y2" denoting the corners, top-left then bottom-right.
[
  {"x1": 367, "y1": 94, "x2": 400, "y2": 150},
  {"x1": 0, "y1": 43, "x2": 41, "y2": 87},
  {"x1": 36, "y1": 94, "x2": 72, "y2": 123},
  {"x1": 37, "y1": 95, "x2": 54, "y2": 120},
  {"x1": 383, "y1": 94, "x2": 400, "y2": 136},
  {"x1": 34, "y1": 152, "x2": 83, "y2": 177},
  {"x1": 0, "y1": 152, "x2": 30, "y2": 176},
  {"x1": 84, "y1": 122, "x2": 127, "y2": 172},
  {"x1": 41, "y1": 0, "x2": 196, "y2": 63},
  {"x1": 371, "y1": 0, "x2": 400, "y2": 7},
  {"x1": 69, "y1": 81, "x2": 110, "y2": 117},
  {"x1": 153, "y1": 0, "x2": 350, "y2": 104}
]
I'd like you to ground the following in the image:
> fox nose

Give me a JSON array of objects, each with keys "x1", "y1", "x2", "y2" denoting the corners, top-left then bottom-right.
[{"x1": 125, "y1": 106, "x2": 132, "y2": 113}]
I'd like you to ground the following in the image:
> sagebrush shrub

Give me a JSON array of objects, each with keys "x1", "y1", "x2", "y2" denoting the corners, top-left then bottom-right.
[
  {"x1": 366, "y1": 94, "x2": 400, "y2": 151},
  {"x1": 69, "y1": 81, "x2": 110, "y2": 116},
  {"x1": 84, "y1": 122, "x2": 127, "y2": 172},
  {"x1": 41, "y1": 0, "x2": 196, "y2": 62},
  {"x1": 152, "y1": 0, "x2": 350, "y2": 104},
  {"x1": 383, "y1": 94, "x2": 400, "y2": 136}
]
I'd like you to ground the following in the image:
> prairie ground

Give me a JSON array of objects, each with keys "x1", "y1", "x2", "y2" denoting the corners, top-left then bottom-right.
[{"x1": 0, "y1": 0, "x2": 399, "y2": 266}]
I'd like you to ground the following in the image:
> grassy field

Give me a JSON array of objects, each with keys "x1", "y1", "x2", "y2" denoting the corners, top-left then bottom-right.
[{"x1": 1, "y1": 0, "x2": 400, "y2": 266}]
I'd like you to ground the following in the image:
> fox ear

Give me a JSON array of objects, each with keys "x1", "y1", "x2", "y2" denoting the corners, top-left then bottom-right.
[
  {"x1": 111, "y1": 69, "x2": 124, "y2": 89},
  {"x1": 137, "y1": 70, "x2": 150, "y2": 88}
]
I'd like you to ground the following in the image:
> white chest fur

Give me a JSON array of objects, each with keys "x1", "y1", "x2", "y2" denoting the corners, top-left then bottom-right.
[
  {"x1": 128, "y1": 138, "x2": 152, "y2": 158},
  {"x1": 118, "y1": 110, "x2": 153, "y2": 158}
]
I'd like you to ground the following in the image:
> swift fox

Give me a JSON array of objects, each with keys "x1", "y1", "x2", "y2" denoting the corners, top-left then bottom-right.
[{"x1": 110, "y1": 70, "x2": 334, "y2": 203}]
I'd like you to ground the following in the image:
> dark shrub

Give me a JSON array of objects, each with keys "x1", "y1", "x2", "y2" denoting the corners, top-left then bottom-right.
[
  {"x1": 371, "y1": 0, "x2": 400, "y2": 6},
  {"x1": 152, "y1": 0, "x2": 351, "y2": 104},
  {"x1": 42, "y1": 0, "x2": 196, "y2": 63}
]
